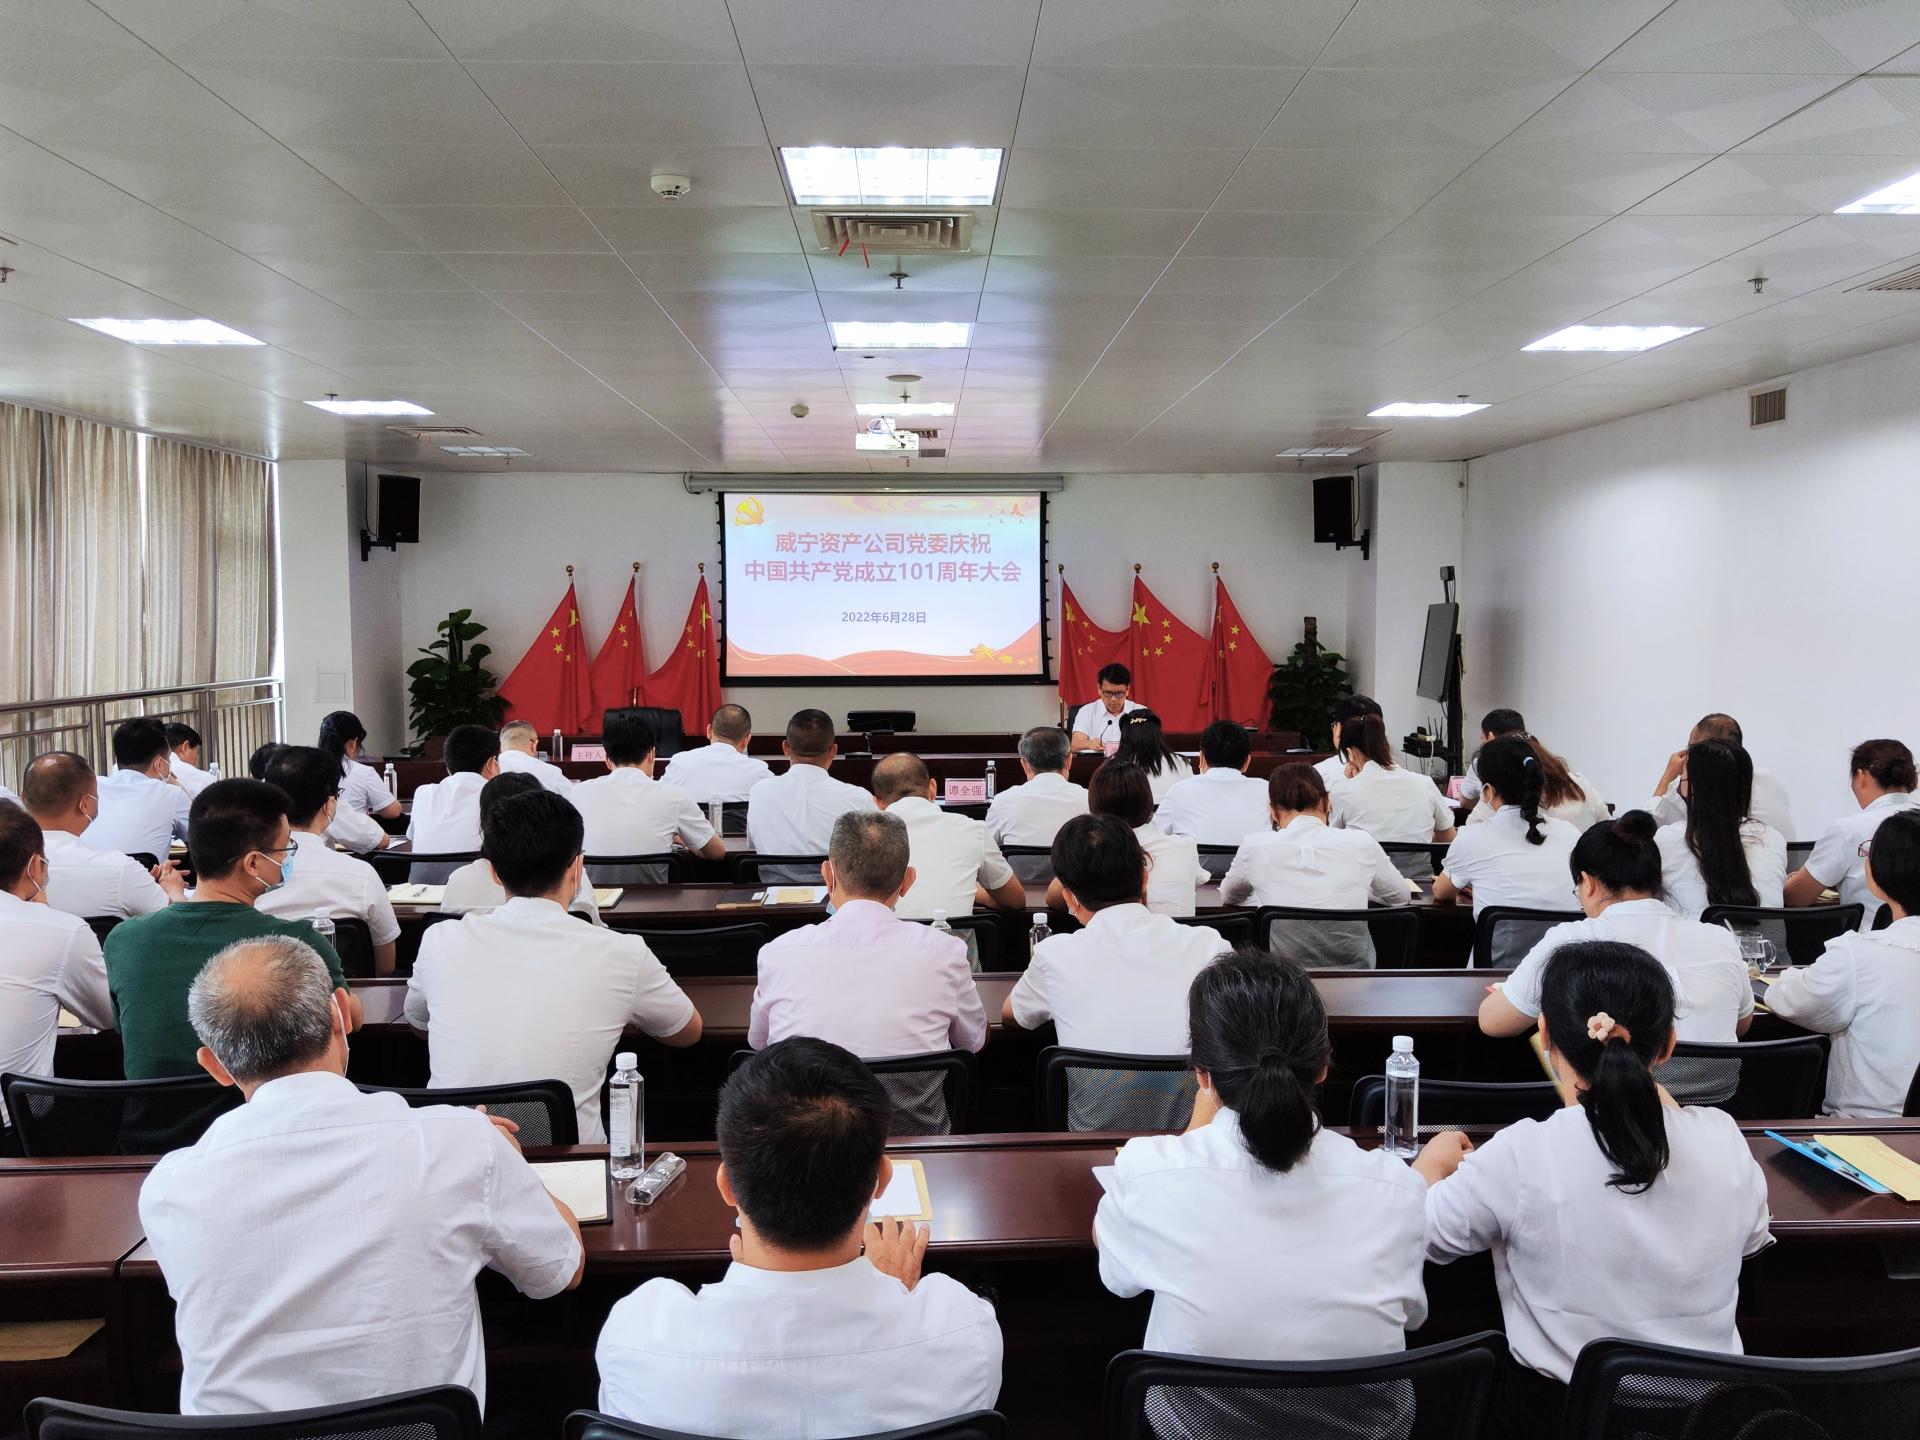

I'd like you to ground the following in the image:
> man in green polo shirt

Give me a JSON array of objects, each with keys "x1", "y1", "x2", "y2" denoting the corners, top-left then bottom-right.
[{"x1": 105, "y1": 777, "x2": 363, "y2": 1078}]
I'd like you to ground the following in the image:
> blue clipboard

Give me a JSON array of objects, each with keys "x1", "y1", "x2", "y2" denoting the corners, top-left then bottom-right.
[{"x1": 1765, "y1": 1130, "x2": 1893, "y2": 1195}]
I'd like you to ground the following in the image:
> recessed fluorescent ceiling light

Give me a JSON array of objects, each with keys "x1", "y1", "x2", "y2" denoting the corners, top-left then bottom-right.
[
  {"x1": 304, "y1": 398, "x2": 434, "y2": 417},
  {"x1": 831, "y1": 321, "x2": 971, "y2": 350},
  {"x1": 1836, "y1": 169, "x2": 1920, "y2": 214},
  {"x1": 854, "y1": 431, "x2": 920, "y2": 453},
  {"x1": 72, "y1": 317, "x2": 262, "y2": 346},
  {"x1": 781, "y1": 147, "x2": 1003, "y2": 206},
  {"x1": 1277, "y1": 446, "x2": 1364, "y2": 457},
  {"x1": 439, "y1": 445, "x2": 525, "y2": 456},
  {"x1": 856, "y1": 402, "x2": 955, "y2": 418},
  {"x1": 1367, "y1": 402, "x2": 1489, "y2": 418},
  {"x1": 1522, "y1": 324, "x2": 1700, "y2": 353}
]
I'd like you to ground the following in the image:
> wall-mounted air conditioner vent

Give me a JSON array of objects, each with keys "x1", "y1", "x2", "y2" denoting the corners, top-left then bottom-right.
[
  {"x1": 1849, "y1": 262, "x2": 1920, "y2": 293},
  {"x1": 811, "y1": 209, "x2": 976, "y2": 254},
  {"x1": 385, "y1": 424, "x2": 482, "y2": 439},
  {"x1": 1749, "y1": 387, "x2": 1786, "y2": 428}
]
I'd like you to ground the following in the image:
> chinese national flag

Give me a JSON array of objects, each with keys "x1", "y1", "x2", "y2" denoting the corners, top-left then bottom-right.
[
  {"x1": 640, "y1": 575, "x2": 719, "y2": 735},
  {"x1": 497, "y1": 581, "x2": 595, "y2": 734},
  {"x1": 1057, "y1": 579, "x2": 1130, "y2": 710},
  {"x1": 1210, "y1": 578, "x2": 1274, "y2": 727},
  {"x1": 590, "y1": 575, "x2": 646, "y2": 715},
  {"x1": 1129, "y1": 577, "x2": 1212, "y2": 730}
]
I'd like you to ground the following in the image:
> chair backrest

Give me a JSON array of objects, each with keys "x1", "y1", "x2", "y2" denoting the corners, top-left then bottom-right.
[
  {"x1": 1382, "y1": 840, "x2": 1445, "y2": 882},
  {"x1": 1562, "y1": 1336, "x2": 1920, "y2": 1440},
  {"x1": 1702, "y1": 903, "x2": 1864, "y2": 968},
  {"x1": 1349, "y1": 1075, "x2": 1561, "y2": 1134},
  {"x1": 1786, "y1": 838, "x2": 1816, "y2": 873},
  {"x1": 1253, "y1": 905, "x2": 1423, "y2": 969},
  {"x1": 728, "y1": 1049, "x2": 975, "y2": 1136},
  {"x1": 328, "y1": 916, "x2": 377, "y2": 979},
  {"x1": 625, "y1": 706, "x2": 688, "y2": 759},
  {"x1": 1874, "y1": 903, "x2": 1893, "y2": 932},
  {"x1": 358, "y1": 1079, "x2": 579, "y2": 1146},
  {"x1": 124, "y1": 852, "x2": 160, "y2": 871},
  {"x1": 1474, "y1": 905, "x2": 1582, "y2": 969},
  {"x1": 84, "y1": 915, "x2": 121, "y2": 945},
  {"x1": 565, "y1": 1409, "x2": 1008, "y2": 1440},
  {"x1": 1196, "y1": 843, "x2": 1238, "y2": 881},
  {"x1": 911, "y1": 913, "x2": 1002, "y2": 972},
  {"x1": 738, "y1": 854, "x2": 829, "y2": 886},
  {"x1": 28, "y1": 1386, "x2": 482, "y2": 1440},
  {"x1": 998, "y1": 843, "x2": 1054, "y2": 886},
  {"x1": 717, "y1": 799, "x2": 748, "y2": 837},
  {"x1": 634, "y1": 923, "x2": 775, "y2": 978},
  {"x1": 1038, "y1": 1046, "x2": 1195, "y2": 1132},
  {"x1": 1175, "y1": 912, "x2": 1254, "y2": 947},
  {"x1": 383, "y1": 851, "x2": 483, "y2": 887},
  {"x1": 1103, "y1": 1330, "x2": 1509, "y2": 1440},
  {"x1": 0, "y1": 1073, "x2": 242, "y2": 1157},
  {"x1": 584, "y1": 852, "x2": 681, "y2": 886},
  {"x1": 1661, "y1": 1035, "x2": 1830, "y2": 1120}
]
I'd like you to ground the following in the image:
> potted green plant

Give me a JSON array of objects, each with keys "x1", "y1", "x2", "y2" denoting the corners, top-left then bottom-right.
[
  {"x1": 405, "y1": 609, "x2": 505, "y2": 753},
  {"x1": 1266, "y1": 619, "x2": 1352, "y2": 751}
]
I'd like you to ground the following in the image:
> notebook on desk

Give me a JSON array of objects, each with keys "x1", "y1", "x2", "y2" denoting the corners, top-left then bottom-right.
[
  {"x1": 534, "y1": 1159, "x2": 611, "y2": 1224},
  {"x1": 387, "y1": 883, "x2": 445, "y2": 905}
]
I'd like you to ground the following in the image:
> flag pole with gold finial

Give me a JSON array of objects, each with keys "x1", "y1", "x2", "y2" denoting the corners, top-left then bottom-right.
[{"x1": 1057, "y1": 564, "x2": 1068, "y2": 725}]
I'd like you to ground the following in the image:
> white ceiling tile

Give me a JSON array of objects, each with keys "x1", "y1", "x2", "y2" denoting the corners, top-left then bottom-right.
[
  {"x1": 176, "y1": 57, "x2": 518, "y2": 146},
  {"x1": 753, "y1": 65, "x2": 1028, "y2": 147},
  {"x1": 729, "y1": 0, "x2": 1042, "y2": 65},
  {"x1": 464, "y1": 62, "x2": 765, "y2": 147},
  {"x1": 1629, "y1": 151, "x2": 1911, "y2": 214},
  {"x1": 293, "y1": 144, "x2": 571, "y2": 208},
  {"x1": 1181, "y1": 211, "x2": 1406, "y2": 259},
  {"x1": 1317, "y1": 0, "x2": 1662, "y2": 72},
  {"x1": 1033, "y1": 0, "x2": 1350, "y2": 66},
  {"x1": 1015, "y1": 65, "x2": 1304, "y2": 149},
  {"x1": 1257, "y1": 68, "x2": 1573, "y2": 149},
  {"x1": 989, "y1": 209, "x2": 1198, "y2": 258},
  {"x1": 590, "y1": 205, "x2": 802, "y2": 255},
  {"x1": 1601, "y1": 0, "x2": 1920, "y2": 74},
  {"x1": 999, "y1": 148, "x2": 1245, "y2": 210},
  {"x1": 1736, "y1": 77, "x2": 1920, "y2": 155},
  {"x1": 93, "y1": 0, "x2": 446, "y2": 59},
  {"x1": 1503, "y1": 72, "x2": 1846, "y2": 153},
  {"x1": 535, "y1": 145, "x2": 787, "y2": 209},
  {"x1": 408, "y1": 0, "x2": 740, "y2": 63},
  {"x1": 1215, "y1": 148, "x2": 1482, "y2": 213},
  {"x1": 1426, "y1": 151, "x2": 1706, "y2": 214},
  {"x1": 807, "y1": 253, "x2": 991, "y2": 294},
  {"x1": 379, "y1": 205, "x2": 613, "y2": 253},
  {"x1": 436, "y1": 253, "x2": 648, "y2": 292}
]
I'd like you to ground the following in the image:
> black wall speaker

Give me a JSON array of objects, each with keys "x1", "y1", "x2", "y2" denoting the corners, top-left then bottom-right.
[
  {"x1": 375, "y1": 474, "x2": 421, "y2": 545},
  {"x1": 1312, "y1": 474, "x2": 1354, "y2": 545}
]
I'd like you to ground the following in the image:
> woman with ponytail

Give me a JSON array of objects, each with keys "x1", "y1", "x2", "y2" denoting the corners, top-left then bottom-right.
[
  {"x1": 1094, "y1": 950, "x2": 1428, "y2": 1361},
  {"x1": 318, "y1": 710, "x2": 401, "y2": 822},
  {"x1": 1785, "y1": 738, "x2": 1920, "y2": 927},
  {"x1": 1112, "y1": 709, "x2": 1191, "y2": 803},
  {"x1": 1433, "y1": 736, "x2": 1580, "y2": 954},
  {"x1": 1654, "y1": 738, "x2": 1785, "y2": 918},
  {"x1": 1327, "y1": 713, "x2": 1456, "y2": 880},
  {"x1": 1421, "y1": 940, "x2": 1772, "y2": 1438}
]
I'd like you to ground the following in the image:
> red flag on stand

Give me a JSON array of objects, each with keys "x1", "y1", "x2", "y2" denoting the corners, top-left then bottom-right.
[
  {"x1": 1210, "y1": 576, "x2": 1274, "y2": 727},
  {"x1": 1128, "y1": 575, "x2": 1212, "y2": 731},
  {"x1": 1057, "y1": 578, "x2": 1131, "y2": 714},
  {"x1": 590, "y1": 570, "x2": 646, "y2": 715},
  {"x1": 639, "y1": 573, "x2": 719, "y2": 735},
  {"x1": 496, "y1": 579, "x2": 595, "y2": 735}
]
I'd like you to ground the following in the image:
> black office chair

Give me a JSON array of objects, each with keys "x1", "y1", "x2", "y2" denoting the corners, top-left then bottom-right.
[
  {"x1": 357, "y1": 1079, "x2": 579, "y2": 1146},
  {"x1": 0, "y1": 1073, "x2": 242, "y2": 1157},
  {"x1": 729, "y1": 1049, "x2": 974, "y2": 1136},
  {"x1": 1103, "y1": 1331, "x2": 1509, "y2": 1440},
  {"x1": 717, "y1": 799, "x2": 749, "y2": 837},
  {"x1": 999, "y1": 843, "x2": 1054, "y2": 886},
  {"x1": 621, "y1": 706, "x2": 688, "y2": 760},
  {"x1": 1873, "y1": 903, "x2": 1893, "y2": 932},
  {"x1": 634, "y1": 922, "x2": 774, "y2": 977},
  {"x1": 1703, "y1": 903, "x2": 1864, "y2": 968},
  {"x1": 738, "y1": 854, "x2": 829, "y2": 885},
  {"x1": 1038, "y1": 1047, "x2": 1195, "y2": 1132},
  {"x1": 1656, "y1": 1035, "x2": 1830, "y2": 1120},
  {"x1": 566, "y1": 1410, "x2": 1007, "y2": 1440},
  {"x1": 1176, "y1": 911, "x2": 1254, "y2": 946},
  {"x1": 1474, "y1": 905, "x2": 1582, "y2": 969},
  {"x1": 1254, "y1": 906, "x2": 1423, "y2": 969},
  {"x1": 1382, "y1": 840, "x2": 1446, "y2": 883},
  {"x1": 910, "y1": 913, "x2": 1002, "y2": 972},
  {"x1": 124, "y1": 852, "x2": 160, "y2": 872},
  {"x1": 83, "y1": 915, "x2": 120, "y2": 945},
  {"x1": 584, "y1": 852, "x2": 682, "y2": 886},
  {"x1": 1903, "y1": 1060, "x2": 1920, "y2": 1119},
  {"x1": 1349, "y1": 1075, "x2": 1561, "y2": 1136},
  {"x1": 1786, "y1": 839, "x2": 1816, "y2": 874},
  {"x1": 1562, "y1": 1337, "x2": 1920, "y2": 1440},
  {"x1": 327, "y1": 915, "x2": 377, "y2": 978},
  {"x1": 28, "y1": 1386, "x2": 482, "y2": 1440},
  {"x1": 1196, "y1": 843, "x2": 1239, "y2": 881},
  {"x1": 379, "y1": 850, "x2": 482, "y2": 886}
]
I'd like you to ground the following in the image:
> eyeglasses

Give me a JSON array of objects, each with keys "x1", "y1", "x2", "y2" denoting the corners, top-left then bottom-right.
[
  {"x1": 256, "y1": 843, "x2": 296, "y2": 860},
  {"x1": 1859, "y1": 840, "x2": 1873, "y2": 859},
  {"x1": 1099, "y1": 687, "x2": 1128, "y2": 699}
]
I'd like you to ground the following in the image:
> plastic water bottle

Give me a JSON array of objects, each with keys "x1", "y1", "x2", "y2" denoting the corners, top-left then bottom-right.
[
  {"x1": 708, "y1": 800, "x2": 725, "y2": 836},
  {"x1": 609, "y1": 1052, "x2": 644, "y2": 1180},
  {"x1": 1384, "y1": 1035, "x2": 1420, "y2": 1159},
  {"x1": 551, "y1": 729, "x2": 565, "y2": 764},
  {"x1": 383, "y1": 762, "x2": 398, "y2": 795},
  {"x1": 1029, "y1": 911, "x2": 1052, "y2": 961},
  {"x1": 930, "y1": 910, "x2": 954, "y2": 938},
  {"x1": 206, "y1": 761, "x2": 222, "y2": 782},
  {"x1": 984, "y1": 759, "x2": 998, "y2": 800},
  {"x1": 309, "y1": 907, "x2": 336, "y2": 946}
]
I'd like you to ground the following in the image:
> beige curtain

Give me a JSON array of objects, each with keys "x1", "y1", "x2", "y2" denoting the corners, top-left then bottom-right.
[
  {"x1": 40, "y1": 414, "x2": 143, "y2": 699},
  {"x1": 0, "y1": 402, "x2": 40, "y2": 702},
  {"x1": 143, "y1": 438, "x2": 274, "y2": 686}
]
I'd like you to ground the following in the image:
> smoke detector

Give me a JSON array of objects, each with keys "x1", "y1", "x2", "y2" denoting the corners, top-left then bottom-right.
[{"x1": 651, "y1": 173, "x2": 692, "y2": 200}]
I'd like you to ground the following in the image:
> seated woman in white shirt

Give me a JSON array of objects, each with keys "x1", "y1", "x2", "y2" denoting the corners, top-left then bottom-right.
[
  {"x1": 1784, "y1": 738, "x2": 1919, "y2": 926},
  {"x1": 1045, "y1": 761, "x2": 1202, "y2": 917},
  {"x1": 1770, "y1": 810, "x2": 1920, "y2": 1117},
  {"x1": 318, "y1": 710, "x2": 402, "y2": 823},
  {"x1": 1654, "y1": 739, "x2": 1785, "y2": 919},
  {"x1": 596, "y1": 1039, "x2": 1001, "y2": 1436},
  {"x1": 1095, "y1": 951, "x2": 1428, "y2": 1384},
  {"x1": 439, "y1": 773, "x2": 601, "y2": 922},
  {"x1": 1328, "y1": 714, "x2": 1455, "y2": 881},
  {"x1": 1466, "y1": 735, "x2": 1609, "y2": 833},
  {"x1": 1433, "y1": 737, "x2": 1580, "y2": 965},
  {"x1": 1419, "y1": 940, "x2": 1772, "y2": 1439},
  {"x1": 1221, "y1": 764, "x2": 1408, "y2": 969},
  {"x1": 1114, "y1": 710, "x2": 1191, "y2": 804}
]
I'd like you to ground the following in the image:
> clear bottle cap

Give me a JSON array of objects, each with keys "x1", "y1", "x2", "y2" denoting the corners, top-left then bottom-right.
[
  {"x1": 932, "y1": 909, "x2": 947, "y2": 920},
  {"x1": 314, "y1": 906, "x2": 332, "y2": 920},
  {"x1": 1392, "y1": 1035, "x2": 1414, "y2": 1053},
  {"x1": 614, "y1": 1051, "x2": 638, "y2": 1070},
  {"x1": 1031, "y1": 912, "x2": 1048, "y2": 927}
]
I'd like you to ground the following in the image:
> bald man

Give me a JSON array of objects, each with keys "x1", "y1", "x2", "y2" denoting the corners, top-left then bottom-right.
[
  {"x1": 23, "y1": 752, "x2": 183, "y2": 919},
  {"x1": 871, "y1": 753, "x2": 1023, "y2": 922}
]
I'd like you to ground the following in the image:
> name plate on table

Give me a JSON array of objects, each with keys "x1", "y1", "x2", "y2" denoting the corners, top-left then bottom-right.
[
  {"x1": 569, "y1": 744, "x2": 606, "y2": 763},
  {"x1": 944, "y1": 778, "x2": 988, "y2": 804}
]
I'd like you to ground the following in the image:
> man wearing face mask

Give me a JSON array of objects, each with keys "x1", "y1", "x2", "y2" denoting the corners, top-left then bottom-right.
[
  {"x1": 0, "y1": 801, "x2": 115, "y2": 1150},
  {"x1": 23, "y1": 751, "x2": 185, "y2": 919},
  {"x1": 105, "y1": 778, "x2": 360, "y2": 1079}
]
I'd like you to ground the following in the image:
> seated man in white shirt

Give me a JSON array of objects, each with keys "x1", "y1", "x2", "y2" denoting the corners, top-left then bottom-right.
[
  {"x1": 1457, "y1": 707, "x2": 1525, "y2": 809},
  {"x1": 570, "y1": 707, "x2": 725, "y2": 884},
  {"x1": 1313, "y1": 695, "x2": 1383, "y2": 789},
  {"x1": 259, "y1": 746, "x2": 402, "y2": 976},
  {"x1": 22, "y1": 751, "x2": 182, "y2": 919},
  {"x1": 872, "y1": 753, "x2": 1024, "y2": 921},
  {"x1": 1069, "y1": 663, "x2": 1145, "y2": 753},
  {"x1": 85, "y1": 716, "x2": 192, "y2": 861},
  {"x1": 751, "y1": 810, "x2": 987, "y2": 1131},
  {"x1": 661, "y1": 703, "x2": 773, "y2": 808},
  {"x1": 495, "y1": 719, "x2": 573, "y2": 793},
  {"x1": 143, "y1": 935, "x2": 583, "y2": 1414},
  {"x1": 440, "y1": 773, "x2": 602, "y2": 922},
  {"x1": 407, "y1": 787, "x2": 703, "y2": 1143},
  {"x1": 165, "y1": 723, "x2": 219, "y2": 799},
  {"x1": 0, "y1": 802, "x2": 115, "y2": 1140},
  {"x1": 1154, "y1": 721, "x2": 1272, "y2": 876},
  {"x1": 985, "y1": 727, "x2": 1088, "y2": 876},
  {"x1": 1648, "y1": 712, "x2": 1795, "y2": 839},
  {"x1": 596, "y1": 1038, "x2": 1002, "y2": 1436},
  {"x1": 407, "y1": 724, "x2": 502, "y2": 881},
  {"x1": 746, "y1": 708, "x2": 877, "y2": 883}
]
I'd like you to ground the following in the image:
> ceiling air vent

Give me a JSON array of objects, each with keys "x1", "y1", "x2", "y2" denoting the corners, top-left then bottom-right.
[
  {"x1": 811, "y1": 209, "x2": 976, "y2": 254},
  {"x1": 1749, "y1": 387, "x2": 1786, "y2": 428},
  {"x1": 916, "y1": 447, "x2": 948, "y2": 458},
  {"x1": 1849, "y1": 262, "x2": 1920, "y2": 293},
  {"x1": 385, "y1": 424, "x2": 482, "y2": 440}
]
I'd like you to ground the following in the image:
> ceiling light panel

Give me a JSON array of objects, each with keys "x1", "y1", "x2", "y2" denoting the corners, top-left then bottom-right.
[
  {"x1": 305, "y1": 399, "x2": 435, "y2": 416},
  {"x1": 781, "y1": 147, "x2": 1003, "y2": 206},
  {"x1": 1521, "y1": 325, "x2": 1701, "y2": 353},
  {"x1": 439, "y1": 445, "x2": 526, "y2": 456},
  {"x1": 1836, "y1": 169, "x2": 1920, "y2": 215},
  {"x1": 855, "y1": 402, "x2": 955, "y2": 418},
  {"x1": 831, "y1": 321, "x2": 972, "y2": 350},
  {"x1": 72, "y1": 317, "x2": 263, "y2": 346},
  {"x1": 1367, "y1": 402, "x2": 1490, "y2": 418},
  {"x1": 1276, "y1": 446, "x2": 1364, "y2": 457}
]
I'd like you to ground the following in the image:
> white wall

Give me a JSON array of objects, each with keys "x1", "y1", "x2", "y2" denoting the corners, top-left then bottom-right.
[
  {"x1": 1463, "y1": 336, "x2": 1920, "y2": 841},
  {"x1": 275, "y1": 460, "x2": 356, "y2": 747},
  {"x1": 386, "y1": 472, "x2": 1352, "y2": 737},
  {"x1": 1346, "y1": 463, "x2": 1466, "y2": 744}
]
